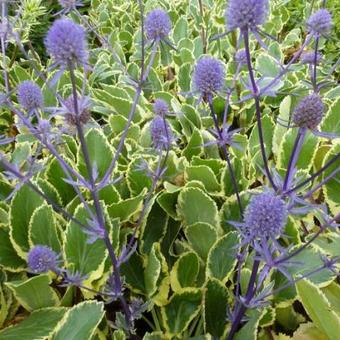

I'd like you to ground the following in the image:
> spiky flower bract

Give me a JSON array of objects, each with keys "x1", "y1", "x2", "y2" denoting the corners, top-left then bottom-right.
[
  {"x1": 193, "y1": 56, "x2": 225, "y2": 99},
  {"x1": 45, "y1": 18, "x2": 88, "y2": 67},
  {"x1": 17, "y1": 80, "x2": 43, "y2": 111},
  {"x1": 58, "y1": 95, "x2": 91, "y2": 125},
  {"x1": 150, "y1": 115, "x2": 172, "y2": 150},
  {"x1": 27, "y1": 245, "x2": 59, "y2": 273},
  {"x1": 301, "y1": 51, "x2": 322, "y2": 65},
  {"x1": 235, "y1": 49, "x2": 247, "y2": 65},
  {"x1": 244, "y1": 191, "x2": 288, "y2": 239},
  {"x1": 225, "y1": 0, "x2": 269, "y2": 31},
  {"x1": 307, "y1": 9, "x2": 332, "y2": 36},
  {"x1": 293, "y1": 94, "x2": 324, "y2": 130},
  {"x1": 145, "y1": 9, "x2": 171, "y2": 41},
  {"x1": 153, "y1": 99, "x2": 169, "y2": 116}
]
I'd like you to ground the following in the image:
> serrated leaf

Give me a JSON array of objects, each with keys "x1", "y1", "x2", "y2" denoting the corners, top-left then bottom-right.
[
  {"x1": 296, "y1": 279, "x2": 340, "y2": 340},
  {"x1": 206, "y1": 231, "x2": 240, "y2": 283},
  {"x1": 51, "y1": 301, "x2": 104, "y2": 340},
  {"x1": 185, "y1": 165, "x2": 220, "y2": 193},
  {"x1": 177, "y1": 187, "x2": 219, "y2": 227},
  {"x1": 182, "y1": 128, "x2": 204, "y2": 161},
  {"x1": 6, "y1": 274, "x2": 59, "y2": 311},
  {"x1": 321, "y1": 97, "x2": 340, "y2": 135},
  {"x1": 235, "y1": 309, "x2": 265, "y2": 340}
]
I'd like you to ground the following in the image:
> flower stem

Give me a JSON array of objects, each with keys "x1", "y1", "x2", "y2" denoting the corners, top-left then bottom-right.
[
  {"x1": 283, "y1": 127, "x2": 307, "y2": 192},
  {"x1": 243, "y1": 29, "x2": 276, "y2": 190}
]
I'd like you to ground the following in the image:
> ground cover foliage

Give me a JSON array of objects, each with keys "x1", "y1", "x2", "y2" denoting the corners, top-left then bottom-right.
[{"x1": 0, "y1": 0, "x2": 339, "y2": 339}]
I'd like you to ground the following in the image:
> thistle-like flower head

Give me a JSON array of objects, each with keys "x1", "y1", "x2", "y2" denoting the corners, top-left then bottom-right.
[
  {"x1": 244, "y1": 191, "x2": 288, "y2": 239},
  {"x1": 193, "y1": 56, "x2": 225, "y2": 99},
  {"x1": 301, "y1": 51, "x2": 322, "y2": 65},
  {"x1": 235, "y1": 49, "x2": 247, "y2": 65},
  {"x1": 225, "y1": 0, "x2": 269, "y2": 31},
  {"x1": 45, "y1": 18, "x2": 88, "y2": 67},
  {"x1": 150, "y1": 115, "x2": 173, "y2": 150},
  {"x1": 307, "y1": 9, "x2": 332, "y2": 36},
  {"x1": 27, "y1": 245, "x2": 59, "y2": 273},
  {"x1": 57, "y1": 95, "x2": 91, "y2": 125},
  {"x1": 293, "y1": 94, "x2": 324, "y2": 130},
  {"x1": 17, "y1": 80, "x2": 43, "y2": 111},
  {"x1": 145, "y1": 9, "x2": 171, "y2": 41},
  {"x1": 153, "y1": 99, "x2": 169, "y2": 116}
]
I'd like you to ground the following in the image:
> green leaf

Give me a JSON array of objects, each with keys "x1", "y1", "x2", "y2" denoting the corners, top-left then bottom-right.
[
  {"x1": 296, "y1": 279, "x2": 340, "y2": 340},
  {"x1": 29, "y1": 204, "x2": 61, "y2": 252},
  {"x1": 0, "y1": 307, "x2": 66, "y2": 340},
  {"x1": 322, "y1": 143, "x2": 340, "y2": 215},
  {"x1": 51, "y1": 301, "x2": 104, "y2": 340},
  {"x1": 173, "y1": 17, "x2": 188, "y2": 44},
  {"x1": 185, "y1": 165, "x2": 220, "y2": 193},
  {"x1": 177, "y1": 187, "x2": 219, "y2": 227},
  {"x1": 120, "y1": 252, "x2": 145, "y2": 294},
  {"x1": 6, "y1": 274, "x2": 59, "y2": 311},
  {"x1": 107, "y1": 189, "x2": 147, "y2": 222},
  {"x1": 235, "y1": 309, "x2": 265, "y2": 340},
  {"x1": 64, "y1": 204, "x2": 107, "y2": 281},
  {"x1": 321, "y1": 97, "x2": 340, "y2": 135},
  {"x1": 0, "y1": 228, "x2": 26, "y2": 271},
  {"x1": 204, "y1": 278, "x2": 229, "y2": 337},
  {"x1": 278, "y1": 129, "x2": 318, "y2": 171},
  {"x1": 256, "y1": 53, "x2": 280, "y2": 77},
  {"x1": 9, "y1": 184, "x2": 44, "y2": 257},
  {"x1": 184, "y1": 223, "x2": 217, "y2": 261},
  {"x1": 321, "y1": 282, "x2": 340, "y2": 317},
  {"x1": 182, "y1": 128, "x2": 204, "y2": 161},
  {"x1": 157, "y1": 190, "x2": 180, "y2": 220},
  {"x1": 170, "y1": 252, "x2": 199, "y2": 291},
  {"x1": 206, "y1": 231, "x2": 240, "y2": 283},
  {"x1": 126, "y1": 157, "x2": 153, "y2": 196},
  {"x1": 161, "y1": 289, "x2": 202, "y2": 336},
  {"x1": 77, "y1": 128, "x2": 114, "y2": 180}
]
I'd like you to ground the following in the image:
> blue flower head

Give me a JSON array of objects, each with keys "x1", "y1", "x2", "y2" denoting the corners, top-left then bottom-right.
[
  {"x1": 45, "y1": 18, "x2": 88, "y2": 67},
  {"x1": 301, "y1": 51, "x2": 322, "y2": 65},
  {"x1": 27, "y1": 245, "x2": 59, "y2": 273},
  {"x1": 145, "y1": 9, "x2": 172, "y2": 41},
  {"x1": 17, "y1": 80, "x2": 43, "y2": 111},
  {"x1": 244, "y1": 191, "x2": 288, "y2": 240},
  {"x1": 225, "y1": 0, "x2": 269, "y2": 31},
  {"x1": 293, "y1": 94, "x2": 324, "y2": 130},
  {"x1": 150, "y1": 115, "x2": 173, "y2": 150},
  {"x1": 58, "y1": 0, "x2": 83, "y2": 12},
  {"x1": 235, "y1": 49, "x2": 247, "y2": 65},
  {"x1": 153, "y1": 99, "x2": 169, "y2": 116},
  {"x1": 307, "y1": 9, "x2": 332, "y2": 36},
  {"x1": 193, "y1": 56, "x2": 225, "y2": 99}
]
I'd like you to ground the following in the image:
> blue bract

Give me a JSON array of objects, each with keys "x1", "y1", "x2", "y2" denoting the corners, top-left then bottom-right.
[
  {"x1": 225, "y1": 0, "x2": 269, "y2": 31},
  {"x1": 45, "y1": 18, "x2": 88, "y2": 67},
  {"x1": 307, "y1": 9, "x2": 332, "y2": 36},
  {"x1": 17, "y1": 80, "x2": 43, "y2": 111},
  {"x1": 27, "y1": 245, "x2": 59, "y2": 274},
  {"x1": 301, "y1": 51, "x2": 322, "y2": 65},
  {"x1": 193, "y1": 56, "x2": 225, "y2": 99},
  {"x1": 244, "y1": 191, "x2": 288, "y2": 239},
  {"x1": 145, "y1": 9, "x2": 171, "y2": 41},
  {"x1": 293, "y1": 93, "x2": 324, "y2": 130}
]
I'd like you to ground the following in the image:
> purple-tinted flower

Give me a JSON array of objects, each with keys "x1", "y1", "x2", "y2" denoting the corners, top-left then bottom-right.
[
  {"x1": 57, "y1": 95, "x2": 91, "y2": 125},
  {"x1": 193, "y1": 56, "x2": 225, "y2": 99},
  {"x1": 225, "y1": 0, "x2": 269, "y2": 31},
  {"x1": 17, "y1": 80, "x2": 43, "y2": 111},
  {"x1": 145, "y1": 9, "x2": 171, "y2": 41},
  {"x1": 307, "y1": 9, "x2": 332, "y2": 36},
  {"x1": 235, "y1": 49, "x2": 247, "y2": 65},
  {"x1": 150, "y1": 115, "x2": 173, "y2": 150},
  {"x1": 301, "y1": 51, "x2": 323, "y2": 65},
  {"x1": 153, "y1": 99, "x2": 169, "y2": 116},
  {"x1": 293, "y1": 94, "x2": 324, "y2": 130},
  {"x1": 244, "y1": 191, "x2": 288, "y2": 239},
  {"x1": 45, "y1": 18, "x2": 88, "y2": 67},
  {"x1": 27, "y1": 245, "x2": 59, "y2": 273},
  {"x1": 58, "y1": 0, "x2": 83, "y2": 13}
]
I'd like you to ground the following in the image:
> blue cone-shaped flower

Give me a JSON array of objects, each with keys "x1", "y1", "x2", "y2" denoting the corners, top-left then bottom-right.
[
  {"x1": 307, "y1": 9, "x2": 332, "y2": 36},
  {"x1": 193, "y1": 56, "x2": 225, "y2": 99},
  {"x1": 153, "y1": 99, "x2": 169, "y2": 116},
  {"x1": 145, "y1": 9, "x2": 171, "y2": 41},
  {"x1": 45, "y1": 18, "x2": 88, "y2": 67},
  {"x1": 244, "y1": 191, "x2": 288, "y2": 239},
  {"x1": 27, "y1": 245, "x2": 59, "y2": 273},
  {"x1": 301, "y1": 51, "x2": 322, "y2": 65},
  {"x1": 225, "y1": 0, "x2": 269, "y2": 31},
  {"x1": 150, "y1": 115, "x2": 173, "y2": 150},
  {"x1": 17, "y1": 80, "x2": 43, "y2": 111}
]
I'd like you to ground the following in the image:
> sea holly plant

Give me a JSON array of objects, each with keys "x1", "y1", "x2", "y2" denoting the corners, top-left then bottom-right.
[{"x1": 0, "y1": 0, "x2": 339, "y2": 339}]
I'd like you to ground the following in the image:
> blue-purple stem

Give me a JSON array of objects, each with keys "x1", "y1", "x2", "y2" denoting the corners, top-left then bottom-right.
[
  {"x1": 208, "y1": 98, "x2": 243, "y2": 215},
  {"x1": 243, "y1": 29, "x2": 276, "y2": 191},
  {"x1": 282, "y1": 127, "x2": 307, "y2": 192},
  {"x1": 68, "y1": 63, "x2": 131, "y2": 325}
]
